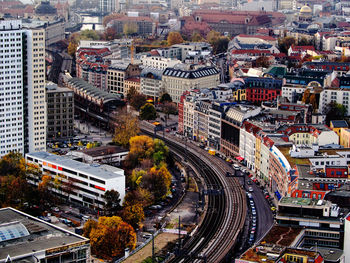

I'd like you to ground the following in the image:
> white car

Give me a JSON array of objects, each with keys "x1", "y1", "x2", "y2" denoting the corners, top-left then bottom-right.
[{"x1": 233, "y1": 164, "x2": 240, "y2": 170}]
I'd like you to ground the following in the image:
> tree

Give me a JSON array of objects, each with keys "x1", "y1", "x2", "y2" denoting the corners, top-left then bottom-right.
[
  {"x1": 167, "y1": 32, "x2": 184, "y2": 46},
  {"x1": 206, "y1": 31, "x2": 229, "y2": 54},
  {"x1": 130, "y1": 169, "x2": 147, "y2": 189},
  {"x1": 123, "y1": 22, "x2": 138, "y2": 36},
  {"x1": 140, "y1": 164, "x2": 172, "y2": 201},
  {"x1": 325, "y1": 102, "x2": 347, "y2": 126},
  {"x1": 153, "y1": 139, "x2": 169, "y2": 166},
  {"x1": 123, "y1": 188, "x2": 154, "y2": 208},
  {"x1": 140, "y1": 103, "x2": 157, "y2": 121},
  {"x1": 162, "y1": 102, "x2": 177, "y2": 118},
  {"x1": 80, "y1": 29, "x2": 101, "y2": 40},
  {"x1": 122, "y1": 203, "x2": 145, "y2": 229},
  {"x1": 103, "y1": 27, "x2": 118, "y2": 41},
  {"x1": 159, "y1": 93, "x2": 172, "y2": 103},
  {"x1": 255, "y1": 56, "x2": 271, "y2": 68},
  {"x1": 126, "y1": 86, "x2": 138, "y2": 101},
  {"x1": 103, "y1": 13, "x2": 124, "y2": 27},
  {"x1": 67, "y1": 42, "x2": 78, "y2": 56},
  {"x1": 206, "y1": 30, "x2": 221, "y2": 45},
  {"x1": 113, "y1": 113, "x2": 140, "y2": 148},
  {"x1": 278, "y1": 36, "x2": 296, "y2": 54},
  {"x1": 130, "y1": 93, "x2": 147, "y2": 111},
  {"x1": 191, "y1": 32, "x2": 204, "y2": 42},
  {"x1": 129, "y1": 135, "x2": 154, "y2": 161},
  {"x1": 83, "y1": 216, "x2": 136, "y2": 260},
  {"x1": 103, "y1": 190, "x2": 122, "y2": 216}
]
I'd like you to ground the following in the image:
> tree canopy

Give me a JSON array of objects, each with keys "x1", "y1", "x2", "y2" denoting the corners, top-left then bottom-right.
[
  {"x1": 167, "y1": 32, "x2": 184, "y2": 46},
  {"x1": 113, "y1": 113, "x2": 140, "y2": 147},
  {"x1": 159, "y1": 93, "x2": 172, "y2": 103},
  {"x1": 130, "y1": 93, "x2": 147, "y2": 111},
  {"x1": 140, "y1": 103, "x2": 157, "y2": 120},
  {"x1": 103, "y1": 190, "x2": 122, "y2": 216},
  {"x1": 325, "y1": 102, "x2": 347, "y2": 126},
  {"x1": 83, "y1": 216, "x2": 136, "y2": 260}
]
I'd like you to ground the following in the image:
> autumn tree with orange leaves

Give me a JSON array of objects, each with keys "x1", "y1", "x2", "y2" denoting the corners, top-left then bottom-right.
[
  {"x1": 0, "y1": 152, "x2": 42, "y2": 209},
  {"x1": 83, "y1": 216, "x2": 136, "y2": 260},
  {"x1": 167, "y1": 32, "x2": 184, "y2": 46}
]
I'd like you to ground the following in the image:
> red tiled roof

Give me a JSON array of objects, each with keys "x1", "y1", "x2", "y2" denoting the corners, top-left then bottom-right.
[
  {"x1": 338, "y1": 22, "x2": 350, "y2": 28},
  {"x1": 291, "y1": 45, "x2": 315, "y2": 52},
  {"x1": 149, "y1": 50, "x2": 160, "y2": 56}
]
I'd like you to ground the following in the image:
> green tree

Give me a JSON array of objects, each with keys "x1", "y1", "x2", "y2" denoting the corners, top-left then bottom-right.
[
  {"x1": 123, "y1": 22, "x2": 138, "y2": 36},
  {"x1": 325, "y1": 102, "x2": 347, "y2": 126},
  {"x1": 103, "y1": 190, "x2": 122, "y2": 216},
  {"x1": 159, "y1": 93, "x2": 172, "y2": 103},
  {"x1": 140, "y1": 103, "x2": 157, "y2": 120},
  {"x1": 167, "y1": 32, "x2": 184, "y2": 46},
  {"x1": 80, "y1": 29, "x2": 101, "y2": 40}
]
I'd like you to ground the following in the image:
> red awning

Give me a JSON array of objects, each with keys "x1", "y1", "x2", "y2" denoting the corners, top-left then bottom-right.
[{"x1": 236, "y1": 156, "x2": 244, "y2": 161}]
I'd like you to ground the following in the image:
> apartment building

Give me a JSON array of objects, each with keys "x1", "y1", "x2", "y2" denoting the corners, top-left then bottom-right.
[
  {"x1": 46, "y1": 82, "x2": 74, "y2": 140},
  {"x1": 26, "y1": 151, "x2": 125, "y2": 209},
  {"x1": 0, "y1": 20, "x2": 46, "y2": 157},
  {"x1": 162, "y1": 65, "x2": 220, "y2": 103},
  {"x1": 319, "y1": 87, "x2": 350, "y2": 116},
  {"x1": 140, "y1": 67, "x2": 164, "y2": 102},
  {"x1": 140, "y1": 55, "x2": 181, "y2": 70},
  {"x1": 107, "y1": 61, "x2": 141, "y2": 96}
]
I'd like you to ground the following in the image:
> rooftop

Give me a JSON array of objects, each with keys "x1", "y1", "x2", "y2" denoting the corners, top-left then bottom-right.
[
  {"x1": 78, "y1": 146, "x2": 128, "y2": 157},
  {"x1": 330, "y1": 120, "x2": 348, "y2": 128},
  {"x1": 26, "y1": 152, "x2": 124, "y2": 180},
  {"x1": 277, "y1": 146, "x2": 311, "y2": 166},
  {"x1": 0, "y1": 207, "x2": 88, "y2": 260}
]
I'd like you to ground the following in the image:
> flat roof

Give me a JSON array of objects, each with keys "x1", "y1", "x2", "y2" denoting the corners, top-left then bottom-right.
[
  {"x1": 0, "y1": 207, "x2": 88, "y2": 260},
  {"x1": 79, "y1": 145, "x2": 128, "y2": 157},
  {"x1": 27, "y1": 152, "x2": 124, "y2": 180},
  {"x1": 280, "y1": 197, "x2": 317, "y2": 206}
]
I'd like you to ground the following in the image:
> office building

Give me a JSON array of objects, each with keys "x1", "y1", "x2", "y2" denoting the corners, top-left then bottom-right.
[
  {"x1": 0, "y1": 20, "x2": 46, "y2": 157},
  {"x1": 46, "y1": 82, "x2": 74, "y2": 140},
  {"x1": 100, "y1": 0, "x2": 115, "y2": 14},
  {"x1": 0, "y1": 207, "x2": 90, "y2": 262},
  {"x1": 26, "y1": 152, "x2": 126, "y2": 209}
]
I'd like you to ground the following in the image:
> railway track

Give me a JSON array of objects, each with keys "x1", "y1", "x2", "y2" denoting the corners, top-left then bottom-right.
[{"x1": 142, "y1": 126, "x2": 246, "y2": 262}]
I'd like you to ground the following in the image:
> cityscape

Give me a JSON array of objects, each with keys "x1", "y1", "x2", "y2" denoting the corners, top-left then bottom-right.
[{"x1": 0, "y1": 0, "x2": 350, "y2": 262}]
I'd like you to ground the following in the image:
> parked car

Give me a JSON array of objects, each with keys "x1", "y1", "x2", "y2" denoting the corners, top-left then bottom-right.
[
  {"x1": 233, "y1": 164, "x2": 240, "y2": 170},
  {"x1": 248, "y1": 187, "x2": 254, "y2": 192}
]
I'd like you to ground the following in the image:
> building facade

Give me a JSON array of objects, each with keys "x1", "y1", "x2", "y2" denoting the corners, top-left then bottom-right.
[
  {"x1": 0, "y1": 20, "x2": 46, "y2": 157},
  {"x1": 140, "y1": 67, "x2": 163, "y2": 102},
  {"x1": 26, "y1": 151, "x2": 126, "y2": 209},
  {"x1": 46, "y1": 82, "x2": 74, "y2": 140},
  {"x1": 162, "y1": 65, "x2": 220, "y2": 103}
]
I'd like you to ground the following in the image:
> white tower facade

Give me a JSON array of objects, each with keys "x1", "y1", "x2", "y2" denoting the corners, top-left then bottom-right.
[{"x1": 0, "y1": 20, "x2": 46, "y2": 157}]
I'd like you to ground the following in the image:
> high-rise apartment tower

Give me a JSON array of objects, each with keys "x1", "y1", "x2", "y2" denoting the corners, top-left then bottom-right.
[{"x1": 0, "y1": 20, "x2": 46, "y2": 157}]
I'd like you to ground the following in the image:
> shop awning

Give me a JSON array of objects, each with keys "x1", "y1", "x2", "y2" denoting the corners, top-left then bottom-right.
[{"x1": 236, "y1": 156, "x2": 244, "y2": 161}]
